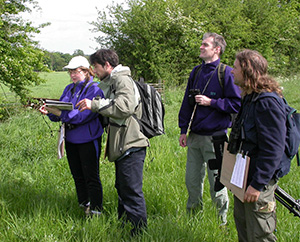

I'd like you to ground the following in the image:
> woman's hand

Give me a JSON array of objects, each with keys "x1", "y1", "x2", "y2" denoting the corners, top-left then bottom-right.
[{"x1": 39, "y1": 104, "x2": 48, "y2": 115}]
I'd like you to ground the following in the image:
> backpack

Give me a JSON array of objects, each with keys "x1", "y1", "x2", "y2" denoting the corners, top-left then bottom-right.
[
  {"x1": 133, "y1": 79, "x2": 165, "y2": 139},
  {"x1": 257, "y1": 92, "x2": 300, "y2": 178}
]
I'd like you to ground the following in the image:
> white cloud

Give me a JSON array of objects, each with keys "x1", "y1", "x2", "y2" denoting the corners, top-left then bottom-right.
[{"x1": 22, "y1": 0, "x2": 125, "y2": 55}]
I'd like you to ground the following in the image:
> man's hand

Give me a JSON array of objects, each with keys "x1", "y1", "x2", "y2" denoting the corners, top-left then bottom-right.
[
  {"x1": 76, "y1": 98, "x2": 92, "y2": 112},
  {"x1": 195, "y1": 94, "x2": 211, "y2": 106},
  {"x1": 244, "y1": 185, "x2": 261, "y2": 203},
  {"x1": 179, "y1": 134, "x2": 187, "y2": 147}
]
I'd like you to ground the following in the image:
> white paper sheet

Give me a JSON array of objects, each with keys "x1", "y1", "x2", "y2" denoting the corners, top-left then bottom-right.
[
  {"x1": 230, "y1": 153, "x2": 247, "y2": 188},
  {"x1": 57, "y1": 123, "x2": 65, "y2": 159}
]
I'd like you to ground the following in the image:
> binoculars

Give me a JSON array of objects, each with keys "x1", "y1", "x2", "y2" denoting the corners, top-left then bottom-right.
[{"x1": 188, "y1": 89, "x2": 201, "y2": 106}]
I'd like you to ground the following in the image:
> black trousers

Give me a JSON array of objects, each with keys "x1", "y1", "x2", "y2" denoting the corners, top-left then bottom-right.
[
  {"x1": 115, "y1": 148, "x2": 147, "y2": 231},
  {"x1": 65, "y1": 138, "x2": 103, "y2": 211}
]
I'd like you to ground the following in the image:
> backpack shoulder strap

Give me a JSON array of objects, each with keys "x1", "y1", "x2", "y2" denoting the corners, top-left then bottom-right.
[
  {"x1": 191, "y1": 63, "x2": 226, "y2": 90},
  {"x1": 255, "y1": 92, "x2": 286, "y2": 106},
  {"x1": 217, "y1": 63, "x2": 227, "y2": 90}
]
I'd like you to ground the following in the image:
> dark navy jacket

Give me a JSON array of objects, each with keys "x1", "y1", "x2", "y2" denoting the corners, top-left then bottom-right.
[
  {"x1": 48, "y1": 78, "x2": 104, "y2": 144},
  {"x1": 236, "y1": 92, "x2": 286, "y2": 191},
  {"x1": 179, "y1": 59, "x2": 241, "y2": 135}
]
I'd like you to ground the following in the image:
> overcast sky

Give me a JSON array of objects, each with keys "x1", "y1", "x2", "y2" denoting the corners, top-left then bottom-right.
[{"x1": 21, "y1": 0, "x2": 125, "y2": 55}]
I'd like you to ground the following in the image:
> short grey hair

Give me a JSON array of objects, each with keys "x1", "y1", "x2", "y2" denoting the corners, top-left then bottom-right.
[{"x1": 203, "y1": 33, "x2": 227, "y2": 55}]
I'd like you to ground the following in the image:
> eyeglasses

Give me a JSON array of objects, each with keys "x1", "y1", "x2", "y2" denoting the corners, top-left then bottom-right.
[{"x1": 68, "y1": 69, "x2": 82, "y2": 75}]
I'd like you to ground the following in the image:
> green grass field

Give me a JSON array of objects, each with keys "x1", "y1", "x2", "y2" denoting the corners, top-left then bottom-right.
[{"x1": 0, "y1": 73, "x2": 299, "y2": 241}]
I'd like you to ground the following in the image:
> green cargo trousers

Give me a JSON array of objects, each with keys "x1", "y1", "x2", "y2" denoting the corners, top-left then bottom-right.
[
  {"x1": 186, "y1": 132, "x2": 229, "y2": 224},
  {"x1": 234, "y1": 179, "x2": 277, "y2": 242}
]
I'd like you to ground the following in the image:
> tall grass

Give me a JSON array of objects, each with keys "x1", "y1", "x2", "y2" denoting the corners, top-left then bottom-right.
[{"x1": 0, "y1": 73, "x2": 299, "y2": 241}]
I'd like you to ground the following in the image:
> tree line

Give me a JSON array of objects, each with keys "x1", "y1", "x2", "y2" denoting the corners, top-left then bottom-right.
[
  {"x1": 43, "y1": 49, "x2": 88, "y2": 71},
  {"x1": 1, "y1": 0, "x2": 300, "y2": 101},
  {"x1": 92, "y1": 0, "x2": 300, "y2": 86}
]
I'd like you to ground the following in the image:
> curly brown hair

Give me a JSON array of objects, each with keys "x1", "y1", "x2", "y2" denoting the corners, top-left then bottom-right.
[{"x1": 236, "y1": 49, "x2": 282, "y2": 97}]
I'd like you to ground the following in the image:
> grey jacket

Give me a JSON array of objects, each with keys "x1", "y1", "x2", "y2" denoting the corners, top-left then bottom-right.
[{"x1": 91, "y1": 65, "x2": 149, "y2": 161}]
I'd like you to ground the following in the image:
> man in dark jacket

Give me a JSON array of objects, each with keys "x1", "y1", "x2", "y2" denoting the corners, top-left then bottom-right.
[
  {"x1": 229, "y1": 49, "x2": 286, "y2": 241},
  {"x1": 178, "y1": 33, "x2": 241, "y2": 225}
]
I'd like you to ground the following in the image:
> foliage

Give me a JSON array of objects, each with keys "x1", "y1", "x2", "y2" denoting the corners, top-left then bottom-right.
[
  {"x1": 0, "y1": 72, "x2": 299, "y2": 241},
  {"x1": 92, "y1": 0, "x2": 203, "y2": 86},
  {"x1": 0, "y1": 1, "x2": 87, "y2": 100},
  {"x1": 0, "y1": 0, "x2": 49, "y2": 101},
  {"x1": 43, "y1": 50, "x2": 87, "y2": 71},
  {"x1": 92, "y1": 0, "x2": 300, "y2": 86},
  {"x1": 0, "y1": 95, "x2": 20, "y2": 120}
]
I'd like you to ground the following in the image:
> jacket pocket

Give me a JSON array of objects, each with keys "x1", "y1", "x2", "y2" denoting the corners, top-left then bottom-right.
[{"x1": 109, "y1": 123, "x2": 126, "y2": 159}]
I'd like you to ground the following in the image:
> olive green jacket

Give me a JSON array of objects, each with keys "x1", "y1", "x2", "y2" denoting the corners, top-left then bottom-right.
[{"x1": 91, "y1": 65, "x2": 149, "y2": 161}]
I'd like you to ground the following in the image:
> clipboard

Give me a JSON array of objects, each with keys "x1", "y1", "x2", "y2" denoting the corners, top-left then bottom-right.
[
  {"x1": 220, "y1": 142, "x2": 250, "y2": 202},
  {"x1": 45, "y1": 99, "x2": 73, "y2": 110}
]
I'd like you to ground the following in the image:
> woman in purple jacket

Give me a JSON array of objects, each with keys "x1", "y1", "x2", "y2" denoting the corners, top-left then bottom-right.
[{"x1": 40, "y1": 56, "x2": 104, "y2": 216}]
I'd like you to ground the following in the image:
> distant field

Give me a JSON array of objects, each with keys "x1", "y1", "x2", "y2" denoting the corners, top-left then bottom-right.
[{"x1": 30, "y1": 72, "x2": 71, "y2": 99}]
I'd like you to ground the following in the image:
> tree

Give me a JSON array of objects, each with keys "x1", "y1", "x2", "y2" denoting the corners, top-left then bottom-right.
[
  {"x1": 72, "y1": 49, "x2": 85, "y2": 56},
  {"x1": 0, "y1": 0, "x2": 48, "y2": 101},
  {"x1": 43, "y1": 51, "x2": 88, "y2": 71},
  {"x1": 92, "y1": 0, "x2": 300, "y2": 86},
  {"x1": 92, "y1": 0, "x2": 203, "y2": 86}
]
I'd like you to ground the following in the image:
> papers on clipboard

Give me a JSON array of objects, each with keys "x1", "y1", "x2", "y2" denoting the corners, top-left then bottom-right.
[
  {"x1": 45, "y1": 99, "x2": 73, "y2": 110},
  {"x1": 220, "y1": 143, "x2": 250, "y2": 202},
  {"x1": 230, "y1": 153, "x2": 248, "y2": 188}
]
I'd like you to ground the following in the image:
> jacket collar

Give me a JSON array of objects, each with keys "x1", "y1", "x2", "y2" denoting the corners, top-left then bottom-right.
[{"x1": 201, "y1": 58, "x2": 221, "y2": 69}]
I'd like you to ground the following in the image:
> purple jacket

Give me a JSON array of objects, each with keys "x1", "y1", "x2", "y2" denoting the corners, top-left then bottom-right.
[
  {"x1": 48, "y1": 78, "x2": 104, "y2": 144},
  {"x1": 179, "y1": 59, "x2": 241, "y2": 135}
]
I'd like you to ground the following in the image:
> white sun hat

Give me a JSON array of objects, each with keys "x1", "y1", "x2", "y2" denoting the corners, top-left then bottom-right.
[{"x1": 63, "y1": 56, "x2": 90, "y2": 69}]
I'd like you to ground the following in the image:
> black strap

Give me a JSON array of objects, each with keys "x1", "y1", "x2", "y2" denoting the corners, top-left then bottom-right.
[
  {"x1": 191, "y1": 63, "x2": 226, "y2": 94},
  {"x1": 200, "y1": 67, "x2": 219, "y2": 95},
  {"x1": 191, "y1": 65, "x2": 202, "y2": 89},
  {"x1": 75, "y1": 81, "x2": 94, "y2": 103},
  {"x1": 82, "y1": 81, "x2": 94, "y2": 96}
]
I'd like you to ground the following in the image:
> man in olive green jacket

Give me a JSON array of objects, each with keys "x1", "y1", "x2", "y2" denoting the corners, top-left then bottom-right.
[{"x1": 77, "y1": 49, "x2": 149, "y2": 235}]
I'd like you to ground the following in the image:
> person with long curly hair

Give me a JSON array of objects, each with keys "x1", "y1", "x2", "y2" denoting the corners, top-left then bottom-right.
[{"x1": 229, "y1": 49, "x2": 286, "y2": 241}]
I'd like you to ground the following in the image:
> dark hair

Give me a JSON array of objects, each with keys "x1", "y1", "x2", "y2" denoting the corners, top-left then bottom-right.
[
  {"x1": 203, "y1": 33, "x2": 227, "y2": 55},
  {"x1": 89, "y1": 49, "x2": 119, "y2": 68},
  {"x1": 236, "y1": 49, "x2": 282, "y2": 96}
]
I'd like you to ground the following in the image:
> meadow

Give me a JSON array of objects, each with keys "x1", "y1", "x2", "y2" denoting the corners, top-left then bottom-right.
[{"x1": 0, "y1": 72, "x2": 299, "y2": 241}]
